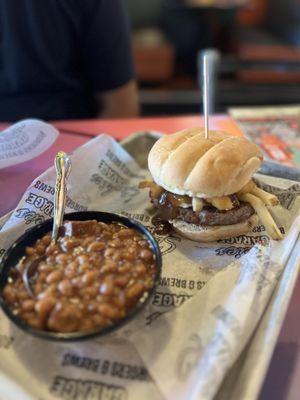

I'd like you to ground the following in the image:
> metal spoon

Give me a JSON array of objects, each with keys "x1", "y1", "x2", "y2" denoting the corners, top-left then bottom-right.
[
  {"x1": 52, "y1": 151, "x2": 72, "y2": 241},
  {"x1": 22, "y1": 151, "x2": 71, "y2": 297}
]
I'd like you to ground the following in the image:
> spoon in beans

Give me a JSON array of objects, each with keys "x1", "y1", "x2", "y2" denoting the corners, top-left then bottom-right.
[{"x1": 21, "y1": 151, "x2": 71, "y2": 297}]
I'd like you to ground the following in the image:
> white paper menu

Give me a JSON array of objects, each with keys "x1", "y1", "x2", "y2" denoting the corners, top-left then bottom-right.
[{"x1": 0, "y1": 119, "x2": 58, "y2": 169}]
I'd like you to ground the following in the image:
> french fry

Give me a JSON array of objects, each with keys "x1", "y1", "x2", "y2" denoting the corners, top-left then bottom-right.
[
  {"x1": 250, "y1": 186, "x2": 280, "y2": 207},
  {"x1": 138, "y1": 180, "x2": 152, "y2": 189},
  {"x1": 239, "y1": 193, "x2": 283, "y2": 240},
  {"x1": 237, "y1": 180, "x2": 256, "y2": 196},
  {"x1": 192, "y1": 197, "x2": 204, "y2": 212},
  {"x1": 138, "y1": 180, "x2": 164, "y2": 198},
  {"x1": 206, "y1": 196, "x2": 234, "y2": 210}
]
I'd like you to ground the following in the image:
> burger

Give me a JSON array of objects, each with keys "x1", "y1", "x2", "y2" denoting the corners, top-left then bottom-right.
[{"x1": 140, "y1": 128, "x2": 282, "y2": 242}]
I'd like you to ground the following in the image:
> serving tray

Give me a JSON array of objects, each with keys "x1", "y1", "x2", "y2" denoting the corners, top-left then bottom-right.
[{"x1": 1, "y1": 131, "x2": 299, "y2": 400}]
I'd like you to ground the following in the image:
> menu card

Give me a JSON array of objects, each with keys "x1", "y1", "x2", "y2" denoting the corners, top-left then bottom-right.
[{"x1": 230, "y1": 105, "x2": 300, "y2": 168}]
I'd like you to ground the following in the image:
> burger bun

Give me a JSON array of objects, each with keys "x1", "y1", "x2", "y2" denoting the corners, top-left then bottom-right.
[
  {"x1": 171, "y1": 214, "x2": 259, "y2": 242},
  {"x1": 148, "y1": 128, "x2": 263, "y2": 198}
]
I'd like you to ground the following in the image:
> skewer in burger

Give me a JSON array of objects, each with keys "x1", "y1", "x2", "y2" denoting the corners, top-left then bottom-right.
[{"x1": 140, "y1": 128, "x2": 282, "y2": 242}]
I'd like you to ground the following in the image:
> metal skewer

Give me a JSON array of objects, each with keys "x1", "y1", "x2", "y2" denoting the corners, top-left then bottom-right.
[
  {"x1": 198, "y1": 49, "x2": 220, "y2": 139},
  {"x1": 203, "y1": 54, "x2": 209, "y2": 140}
]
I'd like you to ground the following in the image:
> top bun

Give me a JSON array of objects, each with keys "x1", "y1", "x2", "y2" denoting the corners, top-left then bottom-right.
[{"x1": 148, "y1": 127, "x2": 263, "y2": 198}]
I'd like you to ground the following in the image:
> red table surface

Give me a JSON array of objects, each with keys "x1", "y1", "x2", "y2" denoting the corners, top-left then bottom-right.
[{"x1": 0, "y1": 114, "x2": 299, "y2": 400}]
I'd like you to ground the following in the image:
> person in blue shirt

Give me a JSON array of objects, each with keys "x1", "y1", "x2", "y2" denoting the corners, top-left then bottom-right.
[{"x1": 0, "y1": 0, "x2": 139, "y2": 121}]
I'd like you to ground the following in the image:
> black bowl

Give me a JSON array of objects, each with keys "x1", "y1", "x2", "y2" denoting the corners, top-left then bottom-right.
[{"x1": 0, "y1": 211, "x2": 162, "y2": 341}]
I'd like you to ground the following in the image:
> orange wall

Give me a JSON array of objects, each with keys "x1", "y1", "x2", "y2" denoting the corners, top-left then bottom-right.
[{"x1": 237, "y1": 0, "x2": 269, "y2": 26}]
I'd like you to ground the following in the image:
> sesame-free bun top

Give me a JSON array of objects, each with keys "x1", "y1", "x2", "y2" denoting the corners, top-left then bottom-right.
[{"x1": 148, "y1": 127, "x2": 263, "y2": 198}]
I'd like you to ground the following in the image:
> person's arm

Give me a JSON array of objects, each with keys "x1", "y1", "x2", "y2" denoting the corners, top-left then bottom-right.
[
  {"x1": 81, "y1": 0, "x2": 138, "y2": 119},
  {"x1": 95, "y1": 79, "x2": 139, "y2": 118}
]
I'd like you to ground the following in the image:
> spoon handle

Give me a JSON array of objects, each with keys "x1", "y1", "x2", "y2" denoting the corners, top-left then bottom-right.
[{"x1": 52, "y1": 151, "x2": 71, "y2": 241}]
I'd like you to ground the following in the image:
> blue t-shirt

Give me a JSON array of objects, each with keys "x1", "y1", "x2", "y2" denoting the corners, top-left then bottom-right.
[{"x1": 0, "y1": 0, "x2": 134, "y2": 121}]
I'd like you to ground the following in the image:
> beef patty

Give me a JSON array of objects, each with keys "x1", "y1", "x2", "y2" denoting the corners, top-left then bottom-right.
[{"x1": 151, "y1": 190, "x2": 255, "y2": 226}]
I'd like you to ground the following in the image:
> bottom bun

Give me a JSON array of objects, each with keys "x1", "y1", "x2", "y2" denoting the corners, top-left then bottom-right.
[{"x1": 171, "y1": 214, "x2": 259, "y2": 242}]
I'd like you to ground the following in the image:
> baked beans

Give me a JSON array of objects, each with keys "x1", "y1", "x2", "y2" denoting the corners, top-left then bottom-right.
[{"x1": 2, "y1": 220, "x2": 156, "y2": 333}]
